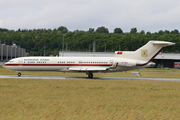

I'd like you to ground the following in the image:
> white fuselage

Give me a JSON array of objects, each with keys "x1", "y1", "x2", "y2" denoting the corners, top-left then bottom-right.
[{"x1": 3, "y1": 56, "x2": 154, "y2": 73}]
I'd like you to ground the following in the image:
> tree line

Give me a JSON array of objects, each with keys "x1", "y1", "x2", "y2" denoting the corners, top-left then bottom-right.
[{"x1": 0, "y1": 26, "x2": 179, "y2": 56}]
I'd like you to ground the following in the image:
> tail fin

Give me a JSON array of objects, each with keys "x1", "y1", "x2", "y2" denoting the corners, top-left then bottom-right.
[{"x1": 115, "y1": 41, "x2": 175, "y2": 62}]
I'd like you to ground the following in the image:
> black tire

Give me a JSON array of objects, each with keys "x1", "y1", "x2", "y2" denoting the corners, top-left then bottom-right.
[
  {"x1": 88, "y1": 72, "x2": 93, "y2": 79},
  {"x1": 18, "y1": 73, "x2": 21, "y2": 77}
]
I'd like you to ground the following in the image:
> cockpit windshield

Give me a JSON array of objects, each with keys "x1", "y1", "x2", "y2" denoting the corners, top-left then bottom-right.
[{"x1": 9, "y1": 60, "x2": 14, "y2": 63}]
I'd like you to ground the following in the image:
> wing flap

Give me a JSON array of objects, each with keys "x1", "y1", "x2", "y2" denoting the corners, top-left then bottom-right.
[{"x1": 68, "y1": 67, "x2": 107, "y2": 71}]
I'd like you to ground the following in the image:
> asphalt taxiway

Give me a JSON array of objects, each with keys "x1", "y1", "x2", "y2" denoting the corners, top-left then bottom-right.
[{"x1": 0, "y1": 75, "x2": 180, "y2": 81}]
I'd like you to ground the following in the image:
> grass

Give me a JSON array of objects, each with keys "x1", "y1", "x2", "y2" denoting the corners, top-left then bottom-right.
[
  {"x1": 1, "y1": 65, "x2": 180, "y2": 119},
  {"x1": 0, "y1": 79, "x2": 180, "y2": 119}
]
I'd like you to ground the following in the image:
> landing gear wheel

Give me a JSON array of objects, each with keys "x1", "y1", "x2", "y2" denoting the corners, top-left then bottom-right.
[
  {"x1": 18, "y1": 73, "x2": 21, "y2": 77},
  {"x1": 88, "y1": 72, "x2": 93, "y2": 79}
]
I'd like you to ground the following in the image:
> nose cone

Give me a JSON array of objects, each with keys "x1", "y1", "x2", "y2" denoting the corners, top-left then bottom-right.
[
  {"x1": 2, "y1": 62, "x2": 9, "y2": 69},
  {"x1": 3, "y1": 61, "x2": 9, "y2": 66},
  {"x1": 2, "y1": 62, "x2": 15, "y2": 71}
]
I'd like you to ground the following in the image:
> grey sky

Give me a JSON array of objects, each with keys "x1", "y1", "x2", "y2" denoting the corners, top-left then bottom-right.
[{"x1": 0, "y1": 0, "x2": 180, "y2": 32}]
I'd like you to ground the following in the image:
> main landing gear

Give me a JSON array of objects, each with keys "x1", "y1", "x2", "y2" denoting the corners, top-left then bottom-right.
[
  {"x1": 87, "y1": 72, "x2": 93, "y2": 79},
  {"x1": 18, "y1": 72, "x2": 21, "y2": 77}
]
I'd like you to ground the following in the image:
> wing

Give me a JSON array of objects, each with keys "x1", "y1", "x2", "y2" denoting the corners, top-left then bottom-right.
[
  {"x1": 67, "y1": 63, "x2": 118, "y2": 72},
  {"x1": 68, "y1": 67, "x2": 108, "y2": 72}
]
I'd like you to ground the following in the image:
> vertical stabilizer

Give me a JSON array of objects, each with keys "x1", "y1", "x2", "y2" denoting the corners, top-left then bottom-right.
[{"x1": 115, "y1": 41, "x2": 175, "y2": 63}]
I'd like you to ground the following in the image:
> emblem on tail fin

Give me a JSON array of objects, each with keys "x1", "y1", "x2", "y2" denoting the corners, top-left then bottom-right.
[
  {"x1": 117, "y1": 51, "x2": 123, "y2": 54},
  {"x1": 141, "y1": 49, "x2": 148, "y2": 57}
]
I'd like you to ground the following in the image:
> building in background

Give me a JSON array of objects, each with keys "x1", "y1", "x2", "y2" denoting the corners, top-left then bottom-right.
[
  {"x1": 0, "y1": 44, "x2": 28, "y2": 63},
  {"x1": 153, "y1": 53, "x2": 180, "y2": 68}
]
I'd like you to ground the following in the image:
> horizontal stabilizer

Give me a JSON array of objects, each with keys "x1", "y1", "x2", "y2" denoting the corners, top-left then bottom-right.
[{"x1": 151, "y1": 41, "x2": 175, "y2": 46}]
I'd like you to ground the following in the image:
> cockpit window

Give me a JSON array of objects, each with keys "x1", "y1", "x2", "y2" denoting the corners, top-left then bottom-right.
[{"x1": 9, "y1": 61, "x2": 14, "y2": 63}]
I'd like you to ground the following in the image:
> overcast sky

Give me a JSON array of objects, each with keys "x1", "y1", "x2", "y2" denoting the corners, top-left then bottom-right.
[{"x1": 0, "y1": 0, "x2": 180, "y2": 33}]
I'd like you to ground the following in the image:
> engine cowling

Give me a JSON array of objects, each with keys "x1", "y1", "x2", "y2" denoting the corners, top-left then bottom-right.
[
  {"x1": 118, "y1": 61, "x2": 156, "y2": 67},
  {"x1": 118, "y1": 61, "x2": 136, "y2": 67}
]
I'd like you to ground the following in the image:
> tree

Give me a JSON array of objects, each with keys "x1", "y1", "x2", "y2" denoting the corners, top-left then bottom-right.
[
  {"x1": 114, "y1": 28, "x2": 123, "y2": 34},
  {"x1": 89, "y1": 28, "x2": 95, "y2": 33},
  {"x1": 17, "y1": 28, "x2": 21, "y2": 32},
  {"x1": 165, "y1": 30, "x2": 170, "y2": 34},
  {"x1": 158, "y1": 30, "x2": 164, "y2": 35},
  {"x1": 0, "y1": 27, "x2": 179, "y2": 55},
  {"x1": 130, "y1": 28, "x2": 137, "y2": 34},
  {"x1": 146, "y1": 31, "x2": 151, "y2": 35},
  {"x1": 140, "y1": 30, "x2": 145, "y2": 34},
  {"x1": 0, "y1": 28, "x2": 9, "y2": 32},
  {"x1": 58, "y1": 26, "x2": 68, "y2": 34},
  {"x1": 96, "y1": 26, "x2": 109, "y2": 33},
  {"x1": 171, "y1": 29, "x2": 179, "y2": 34}
]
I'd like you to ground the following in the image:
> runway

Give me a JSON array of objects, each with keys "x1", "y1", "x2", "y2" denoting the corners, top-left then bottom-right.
[{"x1": 0, "y1": 75, "x2": 180, "y2": 81}]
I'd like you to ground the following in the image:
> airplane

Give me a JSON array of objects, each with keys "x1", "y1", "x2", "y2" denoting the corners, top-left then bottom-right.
[{"x1": 3, "y1": 40, "x2": 175, "y2": 78}]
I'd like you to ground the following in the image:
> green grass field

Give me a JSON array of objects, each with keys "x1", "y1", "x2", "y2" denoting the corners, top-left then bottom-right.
[
  {"x1": 0, "y1": 79, "x2": 180, "y2": 120},
  {"x1": 0, "y1": 66, "x2": 180, "y2": 119}
]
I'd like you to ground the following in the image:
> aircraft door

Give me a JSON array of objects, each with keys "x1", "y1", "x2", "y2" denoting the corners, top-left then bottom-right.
[
  {"x1": 110, "y1": 60, "x2": 118, "y2": 68},
  {"x1": 18, "y1": 58, "x2": 23, "y2": 65},
  {"x1": 110, "y1": 60, "x2": 114, "y2": 65}
]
